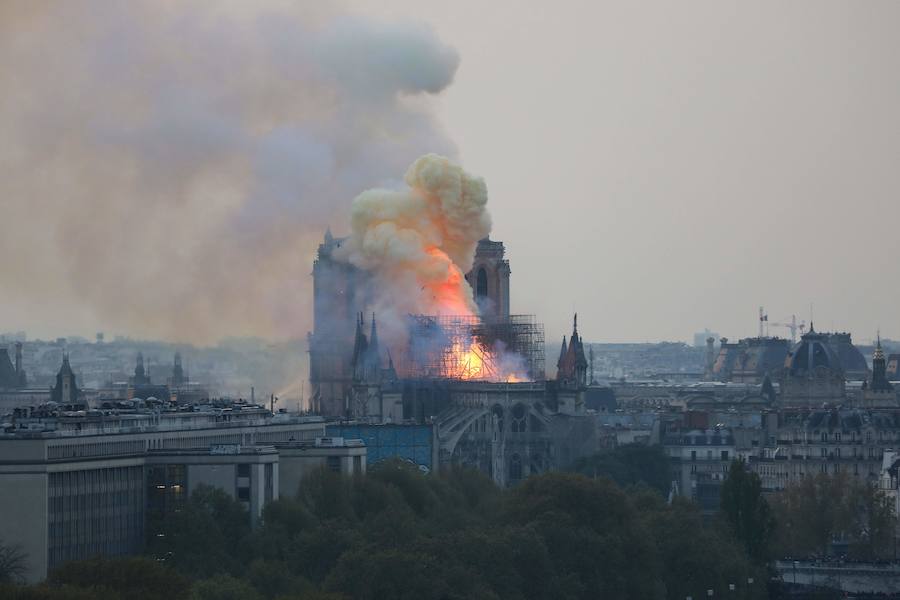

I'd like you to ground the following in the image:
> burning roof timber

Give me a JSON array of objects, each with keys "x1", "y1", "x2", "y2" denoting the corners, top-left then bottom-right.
[{"x1": 396, "y1": 314, "x2": 545, "y2": 382}]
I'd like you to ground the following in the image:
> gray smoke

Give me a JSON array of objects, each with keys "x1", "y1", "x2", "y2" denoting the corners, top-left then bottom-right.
[{"x1": 0, "y1": 1, "x2": 459, "y2": 343}]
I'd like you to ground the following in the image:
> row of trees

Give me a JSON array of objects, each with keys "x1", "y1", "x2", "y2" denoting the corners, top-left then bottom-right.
[
  {"x1": 3, "y1": 444, "x2": 896, "y2": 599},
  {"x1": 1, "y1": 445, "x2": 767, "y2": 600},
  {"x1": 769, "y1": 471, "x2": 896, "y2": 559}
]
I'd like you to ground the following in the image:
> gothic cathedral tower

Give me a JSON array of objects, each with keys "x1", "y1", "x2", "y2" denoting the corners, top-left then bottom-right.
[{"x1": 465, "y1": 238, "x2": 511, "y2": 321}]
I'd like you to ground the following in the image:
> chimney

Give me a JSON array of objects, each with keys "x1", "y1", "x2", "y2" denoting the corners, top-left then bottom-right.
[
  {"x1": 14, "y1": 342, "x2": 22, "y2": 377},
  {"x1": 705, "y1": 337, "x2": 715, "y2": 380}
]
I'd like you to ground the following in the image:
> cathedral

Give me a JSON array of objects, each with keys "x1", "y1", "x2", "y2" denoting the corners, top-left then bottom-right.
[{"x1": 308, "y1": 231, "x2": 513, "y2": 417}]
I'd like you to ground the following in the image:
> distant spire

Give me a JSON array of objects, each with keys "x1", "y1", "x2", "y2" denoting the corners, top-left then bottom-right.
[
  {"x1": 58, "y1": 353, "x2": 73, "y2": 376},
  {"x1": 573, "y1": 313, "x2": 578, "y2": 337},
  {"x1": 369, "y1": 313, "x2": 380, "y2": 357},
  {"x1": 557, "y1": 336, "x2": 568, "y2": 368},
  {"x1": 324, "y1": 226, "x2": 333, "y2": 244},
  {"x1": 134, "y1": 351, "x2": 146, "y2": 379},
  {"x1": 351, "y1": 312, "x2": 369, "y2": 380},
  {"x1": 874, "y1": 331, "x2": 885, "y2": 361},
  {"x1": 384, "y1": 349, "x2": 397, "y2": 382}
]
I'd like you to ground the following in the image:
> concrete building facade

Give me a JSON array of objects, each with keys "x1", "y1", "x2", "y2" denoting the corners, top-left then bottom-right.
[{"x1": 0, "y1": 408, "x2": 360, "y2": 582}]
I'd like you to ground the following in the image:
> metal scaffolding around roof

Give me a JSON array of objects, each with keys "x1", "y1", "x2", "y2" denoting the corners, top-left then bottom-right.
[{"x1": 399, "y1": 314, "x2": 545, "y2": 382}]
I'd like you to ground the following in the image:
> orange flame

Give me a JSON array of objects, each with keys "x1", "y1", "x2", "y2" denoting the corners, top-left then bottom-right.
[
  {"x1": 422, "y1": 246, "x2": 477, "y2": 317},
  {"x1": 420, "y1": 246, "x2": 530, "y2": 383}
]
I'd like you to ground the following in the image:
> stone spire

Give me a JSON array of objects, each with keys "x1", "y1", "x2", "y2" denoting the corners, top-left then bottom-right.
[
  {"x1": 351, "y1": 313, "x2": 368, "y2": 381},
  {"x1": 51, "y1": 353, "x2": 79, "y2": 405},
  {"x1": 59, "y1": 353, "x2": 73, "y2": 377},
  {"x1": 132, "y1": 352, "x2": 150, "y2": 386},
  {"x1": 870, "y1": 331, "x2": 893, "y2": 393},
  {"x1": 557, "y1": 336, "x2": 568, "y2": 370},
  {"x1": 557, "y1": 314, "x2": 588, "y2": 388},
  {"x1": 171, "y1": 351, "x2": 186, "y2": 386},
  {"x1": 369, "y1": 313, "x2": 379, "y2": 358},
  {"x1": 366, "y1": 313, "x2": 382, "y2": 380}
]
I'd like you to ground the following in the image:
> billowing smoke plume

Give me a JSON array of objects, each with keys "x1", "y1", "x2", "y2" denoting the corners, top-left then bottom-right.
[
  {"x1": 0, "y1": 2, "x2": 459, "y2": 343},
  {"x1": 333, "y1": 157, "x2": 532, "y2": 383},
  {"x1": 336, "y1": 154, "x2": 491, "y2": 335}
]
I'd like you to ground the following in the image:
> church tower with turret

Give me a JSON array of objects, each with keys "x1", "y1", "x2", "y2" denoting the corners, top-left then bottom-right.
[
  {"x1": 863, "y1": 334, "x2": 896, "y2": 407},
  {"x1": 50, "y1": 354, "x2": 81, "y2": 406}
]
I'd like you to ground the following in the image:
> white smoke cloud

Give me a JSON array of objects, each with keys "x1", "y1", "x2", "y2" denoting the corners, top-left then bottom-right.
[
  {"x1": 335, "y1": 154, "x2": 491, "y2": 343},
  {"x1": 0, "y1": 1, "x2": 459, "y2": 343}
]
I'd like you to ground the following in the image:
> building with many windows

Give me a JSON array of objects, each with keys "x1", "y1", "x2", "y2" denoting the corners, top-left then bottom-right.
[
  {"x1": 662, "y1": 407, "x2": 900, "y2": 509},
  {"x1": 0, "y1": 404, "x2": 361, "y2": 582}
]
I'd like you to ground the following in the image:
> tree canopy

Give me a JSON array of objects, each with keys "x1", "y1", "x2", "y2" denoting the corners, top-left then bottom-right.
[
  {"x1": 720, "y1": 459, "x2": 775, "y2": 563},
  {"x1": 7, "y1": 458, "x2": 766, "y2": 600},
  {"x1": 769, "y1": 471, "x2": 895, "y2": 559}
]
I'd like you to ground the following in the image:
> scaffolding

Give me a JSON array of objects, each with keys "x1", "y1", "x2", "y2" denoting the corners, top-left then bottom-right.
[{"x1": 399, "y1": 314, "x2": 545, "y2": 381}]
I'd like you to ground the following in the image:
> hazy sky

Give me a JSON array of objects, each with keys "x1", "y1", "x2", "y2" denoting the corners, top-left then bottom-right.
[
  {"x1": 351, "y1": 0, "x2": 900, "y2": 345},
  {"x1": 1, "y1": 1, "x2": 898, "y2": 347}
]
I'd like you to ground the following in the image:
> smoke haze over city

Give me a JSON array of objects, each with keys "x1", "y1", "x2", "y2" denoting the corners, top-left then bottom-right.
[
  {"x1": 2, "y1": 0, "x2": 899, "y2": 347},
  {"x1": 0, "y1": 1, "x2": 459, "y2": 344}
]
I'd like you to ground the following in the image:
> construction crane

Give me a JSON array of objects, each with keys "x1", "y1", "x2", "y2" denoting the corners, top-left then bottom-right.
[{"x1": 768, "y1": 315, "x2": 806, "y2": 345}]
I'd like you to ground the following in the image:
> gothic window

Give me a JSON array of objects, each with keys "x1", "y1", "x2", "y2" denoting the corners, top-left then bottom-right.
[
  {"x1": 509, "y1": 453, "x2": 522, "y2": 482},
  {"x1": 511, "y1": 404, "x2": 527, "y2": 433},
  {"x1": 476, "y1": 267, "x2": 488, "y2": 298}
]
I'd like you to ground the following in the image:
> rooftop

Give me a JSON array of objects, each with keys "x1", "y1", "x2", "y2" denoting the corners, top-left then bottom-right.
[{"x1": 1, "y1": 400, "x2": 325, "y2": 439}]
